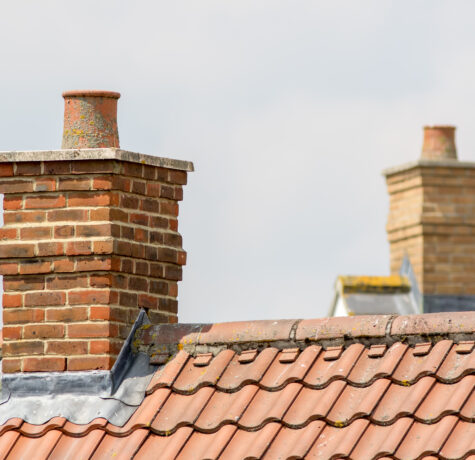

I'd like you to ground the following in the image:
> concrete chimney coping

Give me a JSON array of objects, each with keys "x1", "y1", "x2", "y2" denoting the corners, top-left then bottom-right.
[
  {"x1": 0, "y1": 148, "x2": 194, "y2": 172},
  {"x1": 382, "y1": 159, "x2": 475, "y2": 177}
]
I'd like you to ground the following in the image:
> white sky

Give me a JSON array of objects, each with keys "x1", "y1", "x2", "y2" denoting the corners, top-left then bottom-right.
[{"x1": 1, "y1": 1, "x2": 475, "y2": 323}]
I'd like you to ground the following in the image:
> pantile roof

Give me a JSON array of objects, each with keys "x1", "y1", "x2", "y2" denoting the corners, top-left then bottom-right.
[{"x1": 0, "y1": 312, "x2": 473, "y2": 459}]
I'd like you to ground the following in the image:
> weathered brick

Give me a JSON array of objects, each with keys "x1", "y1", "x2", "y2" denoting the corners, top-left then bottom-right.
[
  {"x1": 69, "y1": 191, "x2": 111, "y2": 207},
  {"x1": 0, "y1": 163, "x2": 14, "y2": 177},
  {"x1": 23, "y1": 357, "x2": 66, "y2": 372},
  {"x1": 3, "y1": 196, "x2": 23, "y2": 210},
  {"x1": 67, "y1": 356, "x2": 114, "y2": 371},
  {"x1": 3, "y1": 340, "x2": 44, "y2": 356},
  {"x1": 89, "y1": 339, "x2": 122, "y2": 355},
  {"x1": 45, "y1": 307, "x2": 88, "y2": 322},
  {"x1": 2, "y1": 326, "x2": 22, "y2": 340},
  {"x1": 24, "y1": 291, "x2": 65, "y2": 306},
  {"x1": 46, "y1": 340, "x2": 88, "y2": 355},
  {"x1": 24, "y1": 324, "x2": 64, "y2": 339},
  {"x1": 0, "y1": 262, "x2": 19, "y2": 275},
  {"x1": 66, "y1": 241, "x2": 92, "y2": 256},
  {"x1": 76, "y1": 224, "x2": 111, "y2": 238},
  {"x1": 58, "y1": 177, "x2": 91, "y2": 191},
  {"x1": 68, "y1": 289, "x2": 110, "y2": 305},
  {"x1": 47, "y1": 274, "x2": 88, "y2": 290},
  {"x1": 35, "y1": 177, "x2": 56, "y2": 192},
  {"x1": 48, "y1": 208, "x2": 87, "y2": 222},
  {"x1": 3, "y1": 275, "x2": 44, "y2": 292},
  {"x1": 67, "y1": 322, "x2": 113, "y2": 338},
  {"x1": 16, "y1": 162, "x2": 41, "y2": 176},
  {"x1": 20, "y1": 226, "x2": 52, "y2": 240},
  {"x1": 4, "y1": 307, "x2": 44, "y2": 324},
  {"x1": 2, "y1": 358, "x2": 22, "y2": 373},
  {"x1": 2, "y1": 293, "x2": 23, "y2": 308},
  {"x1": 37, "y1": 242, "x2": 64, "y2": 257},
  {"x1": 54, "y1": 225, "x2": 74, "y2": 238},
  {"x1": 19, "y1": 260, "x2": 51, "y2": 275},
  {"x1": 25, "y1": 195, "x2": 66, "y2": 209}
]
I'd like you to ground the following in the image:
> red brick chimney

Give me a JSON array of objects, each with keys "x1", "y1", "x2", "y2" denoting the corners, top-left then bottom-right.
[{"x1": 0, "y1": 91, "x2": 193, "y2": 373}]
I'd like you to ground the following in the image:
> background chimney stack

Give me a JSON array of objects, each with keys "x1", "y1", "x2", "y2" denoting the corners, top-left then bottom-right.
[
  {"x1": 384, "y1": 125, "x2": 475, "y2": 313},
  {"x1": 0, "y1": 91, "x2": 193, "y2": 373}
]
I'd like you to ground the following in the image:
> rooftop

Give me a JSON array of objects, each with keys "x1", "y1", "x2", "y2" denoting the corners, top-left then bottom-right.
[{"x1": 0, "y1": 312, "x2": 473, "y2": 459}]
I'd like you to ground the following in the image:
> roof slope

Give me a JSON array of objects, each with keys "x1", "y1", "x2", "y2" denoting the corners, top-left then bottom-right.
[{"x1": 0, "y1": 312, "x2": 474, "y2": 459}]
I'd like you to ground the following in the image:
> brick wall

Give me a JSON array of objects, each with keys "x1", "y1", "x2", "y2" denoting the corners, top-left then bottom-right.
[
  {"x1": 386, "y1": 163, "x2": 475, "y2": 300},
  {"x1": 0, "y1": 158, "x2": 188, "y2": 372}
]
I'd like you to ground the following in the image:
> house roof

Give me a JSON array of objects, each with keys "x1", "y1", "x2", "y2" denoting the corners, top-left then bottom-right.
[
  {"x1": 0, "y1": 312, "x2": 474, "y2": 459},
  {"x1": 330, "y1": 276, "x2": 419, "y2": 316}
]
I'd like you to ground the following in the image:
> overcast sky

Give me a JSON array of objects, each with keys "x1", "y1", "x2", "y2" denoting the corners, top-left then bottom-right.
[{"x1": 1, "y1": 1, "x2": 475, "y2": 323}]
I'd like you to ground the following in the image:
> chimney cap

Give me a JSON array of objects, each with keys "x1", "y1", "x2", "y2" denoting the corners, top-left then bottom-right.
[
  {"x1": 62, "y1": 90, "x2": 120, "y2": 99},
  {"x1": 421, "y1": 125, "x2": 457, "y2": 161}
]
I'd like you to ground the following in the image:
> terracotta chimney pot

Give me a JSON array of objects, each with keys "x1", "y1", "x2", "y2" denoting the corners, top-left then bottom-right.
[
  {"x1": 62, "y1": 90, "x2": 120, "y2": 149},
  {"x1": 421, "y1": 125, "x2": 457, "y2": 160}
]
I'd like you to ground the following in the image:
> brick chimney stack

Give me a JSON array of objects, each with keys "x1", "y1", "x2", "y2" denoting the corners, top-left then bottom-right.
[
  {"x1": 384, "y1": 125, "x2": 475, "y2": 313},
  {"x1": 0, "y1": 91, "x2": 193, "y2": 373}
]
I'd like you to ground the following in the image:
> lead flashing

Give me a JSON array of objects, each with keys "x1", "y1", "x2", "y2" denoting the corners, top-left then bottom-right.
[
  {"x1": 0, "y1": 148, "x2": 194, "y2": 172},
  {"x1": 382, "y1": 159, "x2": 475, "y2": 177}
]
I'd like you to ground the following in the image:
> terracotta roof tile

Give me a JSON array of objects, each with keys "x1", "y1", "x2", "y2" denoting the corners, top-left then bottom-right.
[
  {"x1": 262, "y1": 421, "x2": 326, "y2": 459},
  {"x1": 151, "y1": 386, "x2": 214, "y2": 434},
  {"x1": 283, "y1": 381, "x2": 346, "y2": 427},
  {"x1": 238, "y1": 383, "x2": 301, "y2": 429},
  {"x1": 437, "y1": 341, "x2": 475, "y2": 382},
  {"x1": 348, "y1": 342, "x2": 407, "y2": 385},
  {"x1": 1, "y1": 312, "x2": 473, "y2": 459},
  {"x1": 219, "y1": 422, "x2": 281, "y2": 460},
  {"x1": 172, "y1": 349, "x2": 234, "y2": 393},
  {"x1": 0, "y1": 431, "x2": 20, "y2": 459},
  {"x1": 326, "y1": 379, "x2": 391, "y2": 426},
  {"x1": 392, "y1": 339, "x2": 453, "y2": 384},
  {"x1": 350, "y1": 417, "x2": 413, "y2": 460},
  {"x1": 217, "y1": 347, "x2": 278, "y2": 391},
  {"x1": 372, "y1": 377, "x2": 435, "y2": 424},
  {"x1": 439, "y1": 420, "x2": 475, "y2": 459},
  {"x1": 415, "y1": 375, "x2": 474, "y2": 422},
  {"x1": 175, "y1": 425, "x2": 237, "y2": 460},
  {"x1": 134, "y1": 428, "x2": 193, "y2": 460},
  {"x1": 6, "y1": 429, "x2": 61, "y2": 460},
  {"x1": 303, "y1": 343, "x2": 365, "y2": 388},
  {"x1": 194, "y1": 384, "x2": 258, "y2": 431},
  {"x1": 48, "y1": 430, "x2": 106, "y2": 460},
  {"x1": 394, "y1": 415, "x2": 459, "y2": 458},
  {"x1": 306, "y1": 418, "x2": 369, "y2": 459},
  {"x1": 90, "y1": 429, "x2": 148, "y2": 460},
  {"x1": 259, "y1": 345, "x2": 320, "y2": 390}
]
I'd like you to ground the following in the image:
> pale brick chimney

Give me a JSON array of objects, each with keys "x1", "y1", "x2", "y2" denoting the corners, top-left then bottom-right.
[
  {"x1": 384, "y1": 125, "x2": 475, "y2": 312},
  {"x1": 0, "y1": 90, "x2": 193, "y2": 373}
]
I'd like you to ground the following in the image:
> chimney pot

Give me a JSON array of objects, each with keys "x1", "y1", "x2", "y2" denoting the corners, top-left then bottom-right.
[
  {"x1": 62, "y1": 90, "x2": 120, "y2": 149},
  {"x1": 421, "y1": 125, "x2": 457, "y2": 160}
]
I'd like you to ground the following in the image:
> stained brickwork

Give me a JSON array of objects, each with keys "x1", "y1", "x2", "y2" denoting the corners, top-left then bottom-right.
[{"x1": 0, "y1": 158, "x2": 188, "y2": 372}]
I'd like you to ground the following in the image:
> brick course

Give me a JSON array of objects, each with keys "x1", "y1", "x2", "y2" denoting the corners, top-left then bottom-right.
[{"x1": 0, "y1": 159, "x2": 187, "y2": 373}]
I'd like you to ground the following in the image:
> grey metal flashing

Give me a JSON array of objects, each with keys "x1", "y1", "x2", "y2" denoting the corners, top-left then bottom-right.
[
  {"x1": 0, "y1": 311, "x2": 157, "y2": 426},
  {"x1": 424, "y1": 295, "x2": 475, "y2": 313},
  {"x1": 382, "y1": 159, "x2": 475, "y2": 177},
  {"x1": 0, "y1": 148, "x2": 194, "y2": 172}
]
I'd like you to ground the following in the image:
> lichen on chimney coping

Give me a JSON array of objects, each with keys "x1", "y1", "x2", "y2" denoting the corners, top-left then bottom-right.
[{"x1": 0, "y1": 149, "x2": 194, "y2": 172}]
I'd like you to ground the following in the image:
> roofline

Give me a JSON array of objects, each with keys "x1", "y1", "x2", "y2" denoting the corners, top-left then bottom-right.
[
  {"x1": 134, "y1": 312, "x2": 475, "y2": 361},
  {"x1": 382, "y1": 159, "x2": 475, "y2": 177}
]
